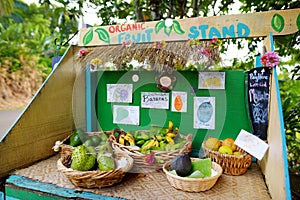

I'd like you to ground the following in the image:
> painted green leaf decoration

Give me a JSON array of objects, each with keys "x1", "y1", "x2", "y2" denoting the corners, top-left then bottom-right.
[
  {"x1": 297, "y1": 14, "x2": 300, "y2": 30},
  {"x1": 172, "y1": 20, "x2": 185, "y2": 35},
  {"x1": 95, "y1": 28, "x2": 110, "y2": 44},
  {"x1": 164, "y1": 26, "x2": 173, "y2": 36},
  {"x1": 83, "y1": 28, "x2": 93, "y2": 45},
  {"x1": 155, "y1": 21, "x2": 165, "y2": 34},
  {"x1": 271, "y1": 13, "x2": 284, "y2": 33}
]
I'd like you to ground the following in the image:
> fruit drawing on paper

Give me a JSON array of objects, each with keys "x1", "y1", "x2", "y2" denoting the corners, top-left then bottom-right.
[
  {"x1": 194, "y1": 97, "x2": 215, "y2": 129},
  {"x1": 113, "y1": 88, "x2": 129, "y2": 101},
  {"x1": 174, "y1": 95, "x2": 183, "y2": 111},
  {"x1": 113, "y1": 105, "x2": 139, "y2": 125},
  {"x1": 115, "y1": 107, "x2": 129, "y2": 122},
  {"x1": 172, "y1": 92, "x2": 187, "y2": 112},
  {"x1": 197, "y1": 102, "x2": 213, "y2": 123}
]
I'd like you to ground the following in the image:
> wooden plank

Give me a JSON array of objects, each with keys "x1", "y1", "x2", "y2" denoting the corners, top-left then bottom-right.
[
  {"x1": 258, "y1": 68, "x2": 291, "y2": 199},
  {"x1": 79, "y1": 8, "x2": 300, "y2": 46},
  {"x1": 0, "y1": 46, "x2": 79, "y2": 178},
  {"x1": 6, "y1": 175, "x2": 121, "y2": 200},
  {"x1": 257, "y1": 33, "x2": 291, "y2": 199}
]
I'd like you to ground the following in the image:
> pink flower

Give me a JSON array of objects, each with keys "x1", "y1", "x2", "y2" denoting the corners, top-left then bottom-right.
[
  {"x1": 145, "y1": 153, "x2": 156, "y2": 165},
  {"x1": 260, "y1": 52, "x2": 279, "y2": 67},
  {"x1": 78, "y1": 49, "x2": 86, "y2": 57},
  {"x1": 122, "y1": 41, "x2": 127, "y2": 47},
  {"x1": 210, "y1": 38, "x2": 221, "y2": 48},
  {"x1": 154, "y1": 41, "x2": 166, "y2": 49},
  {"x1": 198, "y1": 48, "x2": 210, "y2": 57}
]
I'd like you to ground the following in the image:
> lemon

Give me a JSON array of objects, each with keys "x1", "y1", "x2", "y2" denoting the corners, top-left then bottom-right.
[{"x1": 218, "y1": 145, "x2": 233, "y2": 155}]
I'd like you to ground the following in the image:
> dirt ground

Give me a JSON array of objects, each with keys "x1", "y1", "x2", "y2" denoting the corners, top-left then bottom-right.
[{"x1": 0, "y1": 65, "x2": 43, "y2": 110}]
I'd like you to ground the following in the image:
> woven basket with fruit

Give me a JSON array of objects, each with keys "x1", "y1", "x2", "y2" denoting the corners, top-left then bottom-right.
[
  {"x1": 109, "y1": 121, "x2": 193, "y2": 172},
  {"x1": 57, "y1": 142, "x2": 133, "y2": 188},
  {"x1": 163, "y1": 154, "x2": 222, "y2": 192},
  {"x1": 202, "y1": 137, "x2": 252, "y2": 176}
]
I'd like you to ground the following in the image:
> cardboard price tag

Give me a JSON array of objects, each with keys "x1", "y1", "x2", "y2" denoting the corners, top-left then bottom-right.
[{"x1": 234, "y1": 129, "x2": 269, "y2": 160}]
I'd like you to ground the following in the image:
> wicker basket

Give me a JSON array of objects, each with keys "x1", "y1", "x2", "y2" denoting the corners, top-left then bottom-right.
[
  {"x1": 110, "y1": 132, "x2": 193, "y2": 173},
  {"x1": 201, "y1": 141, "x2": 253, "y2": 176},
  {"x1": 163, "y1": 158, "x2": 222, "y2": 192},
  {"x1": 57, "y1": 150, "x2": 133, "y2": 188},
  {"x1": 59, "y1": 131, "x2": 112, "y2": 159}
]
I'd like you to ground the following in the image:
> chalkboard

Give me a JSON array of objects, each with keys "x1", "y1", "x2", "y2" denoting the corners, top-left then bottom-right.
[{"x1": 247, "y1": 67, "x2": 271, "y2": 140}]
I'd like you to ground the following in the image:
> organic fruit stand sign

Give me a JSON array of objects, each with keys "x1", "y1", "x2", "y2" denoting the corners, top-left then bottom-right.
[{"x1": 247, "y1": 67, "x2": 271, "y2": 140}]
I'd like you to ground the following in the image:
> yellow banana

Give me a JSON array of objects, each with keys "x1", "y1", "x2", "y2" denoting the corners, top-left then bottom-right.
[
  {"x1": 143, "y1": 139, "x2": 155, "y2": 150},
  {"x1": 153, "y1": 140, "x2": 159, "y2": 147},
  {"x1": 124, "y1": 133, "x2": 135, "y2": 146},
  {"x1": 118, "y1": 134, "x2": 125, "y2": 145},
  {"x1": 166, "y1": 136, "x2": 174, "y2": 145},
  {"x1": 166, "y1": 133, "x2": 176, "y2": 138},
  {"x1": 168, "y1": 121, "x2": 174, "y2": 132}
]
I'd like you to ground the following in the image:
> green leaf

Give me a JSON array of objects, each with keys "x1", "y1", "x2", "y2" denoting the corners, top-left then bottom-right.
[
  {"x1": 297, "y1": 14, "x2": 300, "y2": 30},
  {"x1": 172, "y1": 20, "x2": 185, "y2": 35},
  {"x1": 155, "y1": 21, "x2": 165, "y2": 34},
  {"x1": 164, "y1": 26, "x2": 173, "y2": 36},
  {"x1": 271, "y1": 14, "x2": 284, "y2": 33},
  {"x1": 95, "y1": 28, "x2": 110, "y2": 44},
  {"x1": 83, "y1": 28, "x2": 94, "y2": 45}
]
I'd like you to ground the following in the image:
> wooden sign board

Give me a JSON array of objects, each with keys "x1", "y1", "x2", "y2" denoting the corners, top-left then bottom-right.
[{"x1": 79, "y1": 8, "x2": 300, "y2": 46}]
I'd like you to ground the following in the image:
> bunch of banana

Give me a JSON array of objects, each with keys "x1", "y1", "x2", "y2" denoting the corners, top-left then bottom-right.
[
  {"x1": 117, "y1": 131, "x2": 135, "y2": 146},
  {"x1": 140, "y1": 136, "x2": 161, "y2": 154},
  {"x1": 165, "y1": 121, "x2": 178, "y2": 145}
]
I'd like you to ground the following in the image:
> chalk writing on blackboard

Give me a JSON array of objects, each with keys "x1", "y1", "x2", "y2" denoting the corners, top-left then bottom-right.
[{"x1": 247, "y1": 67, "x2": 271, "y2": 140}]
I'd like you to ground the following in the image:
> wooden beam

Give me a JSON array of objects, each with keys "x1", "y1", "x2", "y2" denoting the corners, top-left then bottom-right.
[{"x1": 79, "y1": 8, "x2": 300, "y2": 46}]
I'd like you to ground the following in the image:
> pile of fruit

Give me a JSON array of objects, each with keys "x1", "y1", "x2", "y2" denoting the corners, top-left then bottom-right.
[
  {"x1": 168, "y1": 154, "x2": 215, "y2": 178},
  {"x1": 113, "y1": 121, "x2": 187, "y2": 154},
  {"x1": 63, "y1": 130, "x2": 116, "y2": 171},
  {"x1": 204, "y1": 137, "x2": 243, "y2": 156},
  {"x1": 68, "y1": 129, "x2": 109, "y2": 148}
]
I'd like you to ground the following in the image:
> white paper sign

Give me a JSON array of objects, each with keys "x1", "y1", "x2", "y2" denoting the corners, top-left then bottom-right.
[
  {"x1": 234, "y1": 129, "x2": 269, "y2": 160},
  {"x1": 141, "y1": 92, "x2": 169, "y2": 109},
  {"x1": 198, "y1": 72, "x2": 225, "y2": 89},
  {"x1": 107, "y1": 84, "x2": 133, "y2": 103},
  {"x1": 171, "y1": 91, "x2": 187, "y2": 112},
  {"x1": 113, "y1": 105, "x2": 139, "y2": 125},
  {"x1": 193, "y1": 97, "x2": 215, "y2": 129}
]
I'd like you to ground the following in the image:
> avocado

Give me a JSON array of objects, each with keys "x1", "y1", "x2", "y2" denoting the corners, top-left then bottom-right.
[
  {"x1": 69, "y1": 130, "x2": 83, "y2": 147},
  {"x1": 170, "y1": 154, "x2": 191, "y2": 177}
]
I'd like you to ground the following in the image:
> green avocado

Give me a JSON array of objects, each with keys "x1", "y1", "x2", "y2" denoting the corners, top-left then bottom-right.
[{"x1": 69, "y1": 130, "x2": 83, "y2": 147}]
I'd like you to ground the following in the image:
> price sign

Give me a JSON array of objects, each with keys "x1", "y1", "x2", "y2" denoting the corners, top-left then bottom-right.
[{"x1": 247, "y1": 67, "x2": 271, "y2": 140}]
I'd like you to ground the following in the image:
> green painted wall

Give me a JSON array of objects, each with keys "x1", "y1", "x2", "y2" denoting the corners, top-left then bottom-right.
[{"x1": 96, "y1": 70, "x2": 251, "y2": 149}]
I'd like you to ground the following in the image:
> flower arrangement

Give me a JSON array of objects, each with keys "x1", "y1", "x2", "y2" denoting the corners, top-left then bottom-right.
[
  {"x1": 260, "y1": 51, "x2": 279, "y2": 67},
  {"x1": 186, "y1": 38, "x2": 221, "y2": 70},
  {"x1": 90, "y1": 58, "x2": 103, "y2": 71},
  {"x1": 78, "y1": 49, "x2": 87, "y2": 57},
  {"x1": 154, "y1": 40, "x2": 166, "y2": 50}
]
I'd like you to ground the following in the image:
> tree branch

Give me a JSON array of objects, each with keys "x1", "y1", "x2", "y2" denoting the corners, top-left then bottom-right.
[{"x1": 134, "y1": 0, "x2": 144, "y2": 22}]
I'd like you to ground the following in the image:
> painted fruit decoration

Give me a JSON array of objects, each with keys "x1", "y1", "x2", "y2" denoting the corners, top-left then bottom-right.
[
  {"x1": 174, "y1": 95, "x2": 183, "y2": 111},
  {"x1": 197, "y1": 102, "x2": 213, "y2": 123}
]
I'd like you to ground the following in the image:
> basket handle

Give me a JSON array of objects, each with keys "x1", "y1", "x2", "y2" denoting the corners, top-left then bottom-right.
[
  {"x1": 109, "y1": 128, "x2": 128, "y2": 142},
  {"x1": 180, "y1": 134, "x2": 193, "y2": 154}
]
